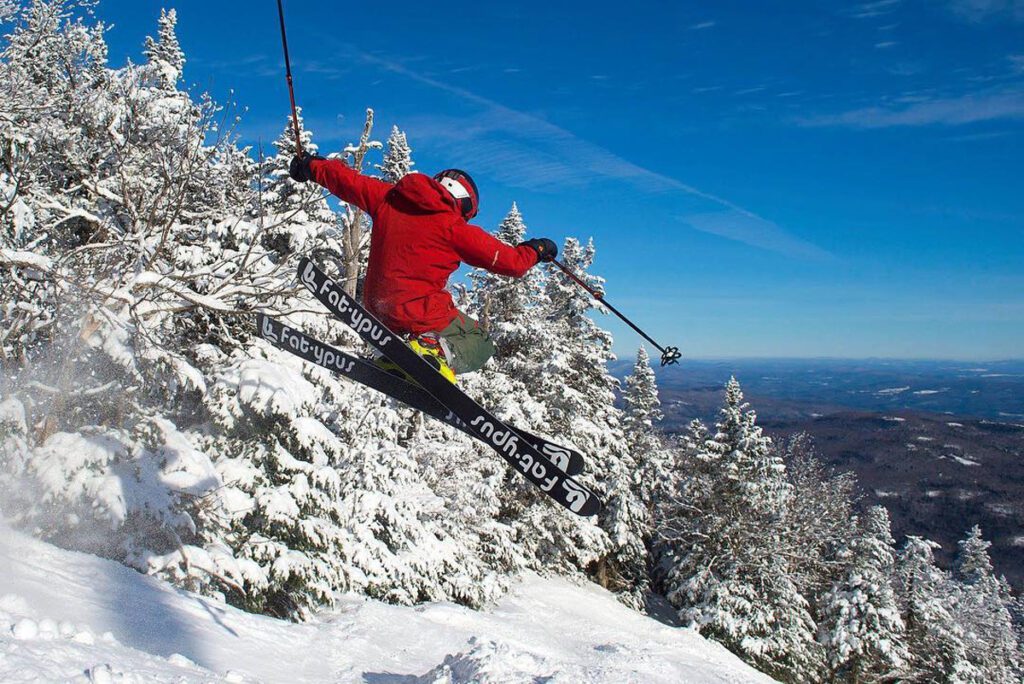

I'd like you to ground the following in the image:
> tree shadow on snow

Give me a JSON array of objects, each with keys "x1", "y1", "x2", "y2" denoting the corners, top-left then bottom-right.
[
  {"x1": 85, "y1": 547, "x2": 209, "y2": 668},
  {"x1": 103, "y1": 544, "x2": 223, "y2": 662},
  {"x1": 91, "y1": 475, "x2": 233, "y2": 667},
  {"x1": 89, "y1": 448, "x2": 238, "y2": 668},
  {"x1": 644, "y1": 591, "x2": 683, "y2": 627},
  {"x1": 192, "y1": 593, "x2": 239, "y2": 637}
]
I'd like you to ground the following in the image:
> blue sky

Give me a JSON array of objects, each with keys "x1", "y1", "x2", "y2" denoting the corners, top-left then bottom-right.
[{"x1": 95, "y1": 0, "x2": 1022, "y2": 360}]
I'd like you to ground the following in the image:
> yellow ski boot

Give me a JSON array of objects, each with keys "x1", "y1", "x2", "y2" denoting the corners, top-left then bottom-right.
[
  {"x1": 409, "y1": 336, "x2": 457, "y2": 384},
  {"x1": 374, "y1": 335, "x2": 457, "y2": 384}
]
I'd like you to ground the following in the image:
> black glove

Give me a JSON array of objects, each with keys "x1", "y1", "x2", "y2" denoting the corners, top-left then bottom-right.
[
  {"x1": 519, "y1": 238, "x2": 558, "y2": 263},
  {"x1": 289, "y1": 153, "x2": 323, "y2": 183}
]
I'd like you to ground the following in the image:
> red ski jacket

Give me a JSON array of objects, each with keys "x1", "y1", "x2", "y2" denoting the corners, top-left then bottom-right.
[{"x1": 308, "y1": 159, "x2": 539, "y2": 334}]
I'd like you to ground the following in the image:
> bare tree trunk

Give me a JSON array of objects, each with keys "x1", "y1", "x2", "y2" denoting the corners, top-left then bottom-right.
[
  {"x1": 342, "y1": 108, "x2": 376, "y2": 298},
  {"x1": 480, "y1": 292, "x2": 492, "y2": 336}
]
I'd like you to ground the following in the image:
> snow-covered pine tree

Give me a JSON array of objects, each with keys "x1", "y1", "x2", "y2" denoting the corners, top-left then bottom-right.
[
  {"x1": 467, "y1": 224, "x2": 648, "y2": 602},
  {"x1": 458, "y1": 205, "x2": 611, "y2": 597},
  {"x1": 818, "y1": 506, "x2": 909, "y2": 681},
  {"x1": 376, "y1": 125, "x2": 414, "y2": 183},
  {"x1": 658, "y1": 378, "x2": 822, "y2": 681},
  {"x1": 466, "y1": 203, "x2": 549, "y2": 368},
  {"x1": 780, "y1": 432, "x2": 860, "y2": 597},
  {"x1": 1011, "y1": 590, "x2": 1024, "y2": 675},
  {"x1": 537, "y1": 237, "x2": 656, "y2": 607},
  {"x1": 593, "y1": 345, "x2": 667, "y2": 609},
  {"x1": 623, "y1": 346, "x2": 663, "y2": 431},
  {"x1": 952, "y1": 526, "x2": 1022, "y2": 681},
  {"x1": 894, "y1": 536, "x2": 980, "y2": 682},
  {"x1": 258, "y1": 110, "x2": 341, "y2": 265},
  {"x1": 955, "y1": 526, "x2": 997, "y2": 586},
  {"x1": 538, "y1": 238, "x2": 619, "y2": 434},
  {"x1": 592, "y1": 462, "x2": 650, "y2": 609},
  {"x1": 622, "y1": 345, "x2": 668, "y2": 507},
  {"x1": 142, "y1": 8, "x2": 184, "y2": 90}
]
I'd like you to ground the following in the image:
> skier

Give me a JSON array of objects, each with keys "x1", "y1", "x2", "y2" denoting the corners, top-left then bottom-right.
[{"x1": 289, "y1": 153, "x2": 557, "y2": 382}]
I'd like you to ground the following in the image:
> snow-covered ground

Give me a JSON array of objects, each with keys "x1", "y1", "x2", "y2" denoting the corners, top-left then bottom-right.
[{"x1": 0, "y1": 524, "x2": 773, "y2": 683}]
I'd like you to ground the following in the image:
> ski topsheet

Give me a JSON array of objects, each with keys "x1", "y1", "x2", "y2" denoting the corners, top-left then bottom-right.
[
  {"x1": 256, "y1": 313, "x2": 585, "y2": 476},
  {"x1": 296, "y1": 257, "x2": 602, "y2": 516}
]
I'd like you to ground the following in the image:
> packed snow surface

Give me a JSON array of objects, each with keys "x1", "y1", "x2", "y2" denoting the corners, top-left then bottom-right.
[{"x1": 0, "y1": 524, "x2": 773, "y2": 683}]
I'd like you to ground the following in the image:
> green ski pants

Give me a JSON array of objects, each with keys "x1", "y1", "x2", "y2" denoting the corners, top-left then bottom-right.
[{"x1": 434, "y1": 310, "x2": 496, "y2": 374}]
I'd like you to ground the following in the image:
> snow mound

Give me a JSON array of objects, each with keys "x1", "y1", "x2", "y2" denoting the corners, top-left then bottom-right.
[
  {"x1": 0, "y1": 523, "x2": 773, "y2": 683},
  {"x1": 417, "y1": 638, "x2": 551, "y2": 682}
]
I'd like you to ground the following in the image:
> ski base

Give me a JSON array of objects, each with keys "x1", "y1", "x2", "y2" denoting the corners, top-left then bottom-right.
[{"x1": 256, "y1": 313, "x2": 585, "y2": 476}]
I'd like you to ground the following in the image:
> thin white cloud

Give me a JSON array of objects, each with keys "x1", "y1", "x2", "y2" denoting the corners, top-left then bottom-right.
[
  {"x1": 682, "y1": 212, "x2": 833, "y2": 261},
  {"x1": 875, "y1": 41, "x2": 899, "y2": 48},
  {"x1": 343, "y1": 47, "x2": 830, "y2": 258},
  {"x1": 689, "y1": 21, "x2": 717, "y2": 30},
  {"x1": 1009, "y1": 55, "x2": 1024, "y2": 73},
  {"x1": 848, "y1": 0, "x2": 903, "y2": 19},
  {"x1": 798, "y1": 90, "x2": 1024, "y2": 127},
  {"x1": 353, "y1": 51, "x2": 749, "y2": 207},
  {"x1": 946, "y1": 129, "x2": 1014, "y2": 142},
  {"x1": 946, "y1": 0, "x2": 1024, "y2": 22},
  {"x1": 300, "y1": 60, "x2": 354, "y2": 80},
  {"x1": 887, "y1": 62, "x2": 926, "y2": 76}
]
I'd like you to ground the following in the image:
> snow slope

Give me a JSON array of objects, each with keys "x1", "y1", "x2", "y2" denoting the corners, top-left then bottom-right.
[{"x1": 0, "y1": 524, "x2": 774, "y2": 683}]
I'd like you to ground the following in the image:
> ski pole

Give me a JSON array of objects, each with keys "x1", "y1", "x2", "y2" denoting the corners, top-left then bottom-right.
[
  {"x1": 550, "y1": 258, "x2": 682, "y2": 367},
  {"x1": 276, "y1": 0, "x2": 303, "y2": 156}
]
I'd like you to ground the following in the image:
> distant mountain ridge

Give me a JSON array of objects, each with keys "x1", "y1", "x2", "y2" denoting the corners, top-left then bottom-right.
[
  {"x1": 633, "y1": 358, "x2": 1024, "y2": 591},
  {"x1": 610, "y1": 357, "x2": 1024, "y2": 421}
]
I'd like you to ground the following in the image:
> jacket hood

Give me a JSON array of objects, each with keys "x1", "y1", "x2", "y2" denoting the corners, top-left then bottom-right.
[{"x1": 388, "y1": 173, "x2": 460, "y2": 216}]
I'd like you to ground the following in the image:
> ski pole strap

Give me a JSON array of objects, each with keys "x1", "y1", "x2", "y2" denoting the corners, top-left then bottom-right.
[
  {"x1": 276, "y1": 0, "x2": 303, "y2": 156},
  {"x1": 549, "y1": 259, "x2": 681, "y2": 366}
]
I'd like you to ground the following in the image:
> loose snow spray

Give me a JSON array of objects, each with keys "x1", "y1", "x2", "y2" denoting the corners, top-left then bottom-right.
[
  {"x1": 549, "y1": 258, "x2": 682, "y2": 367},
  {"x1": 0, "y1": 326, "x2": 116, "y2": 540}
]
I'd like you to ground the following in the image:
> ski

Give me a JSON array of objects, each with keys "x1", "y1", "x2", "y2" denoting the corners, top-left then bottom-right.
[
  {"x1": 255, "y1": 313, "x2": 585, "y2": 476},
  {"x1": 296, "y1": 257, "x2": 602, "y2": 516}
]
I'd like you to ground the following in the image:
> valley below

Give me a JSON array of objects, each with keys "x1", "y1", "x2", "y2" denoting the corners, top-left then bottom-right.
[{"x1": 636, "y1": 358, "x2": 1024, "y2": 590}]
